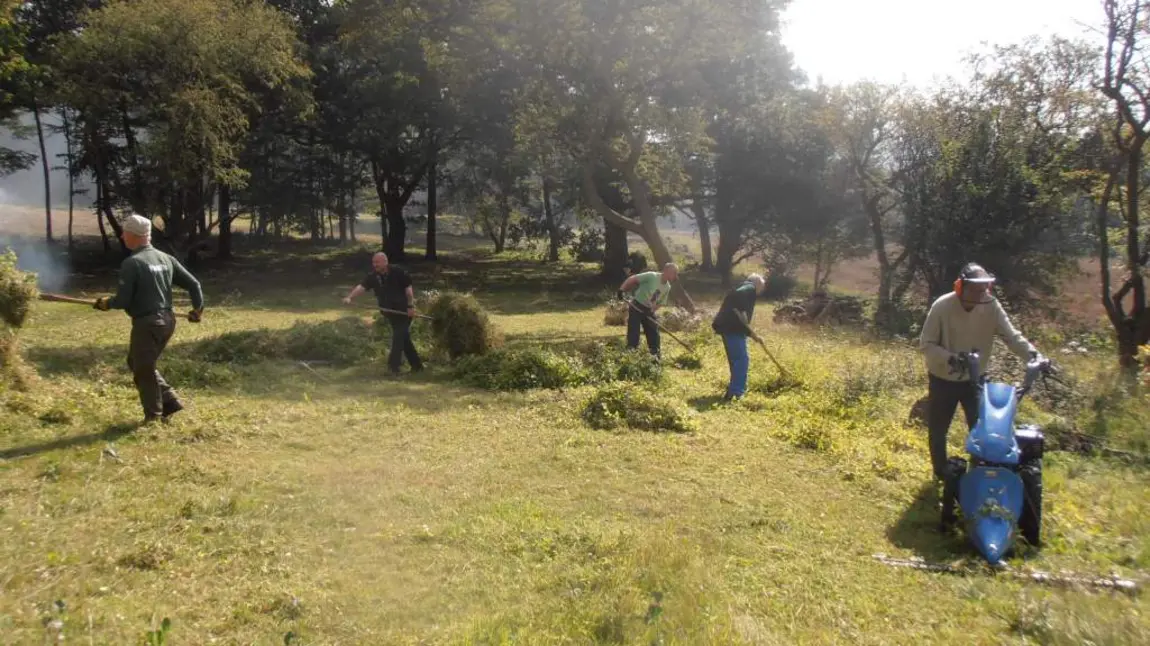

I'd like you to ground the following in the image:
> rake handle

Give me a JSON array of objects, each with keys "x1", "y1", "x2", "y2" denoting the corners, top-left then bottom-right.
[
  {"x1": 377, "y1": 307, "x2": 434, "y2": 321},
  {"x1": 39, "y1": 293, "x2": 198, "y2": 321},
  {"x1": 753, "y1": 335, "x2": 793, "y2": 379},
  {"x1": 623, "y1": 299, "x2": 694, "y2": 353},
  {"x1": 39, "y1": 293, "x2": 96, "y2": 306}
]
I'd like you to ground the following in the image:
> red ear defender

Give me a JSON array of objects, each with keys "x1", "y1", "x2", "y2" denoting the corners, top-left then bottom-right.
[{"x1": 954, "y1": 278, "x2": 963, "y2": 297}]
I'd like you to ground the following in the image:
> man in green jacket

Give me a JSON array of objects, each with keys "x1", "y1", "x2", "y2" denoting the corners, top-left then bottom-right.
[
  {"x1": 94, "y1": 215, "x2": 205, "y2": 423},
  {"x1": 617, "y1": 262, "x2": 678, "y2": 358}
]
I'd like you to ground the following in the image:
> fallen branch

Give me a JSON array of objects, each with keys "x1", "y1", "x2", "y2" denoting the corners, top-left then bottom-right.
[{"x1": 872, "y1": 554, "x2": 1142, "y2": 596}]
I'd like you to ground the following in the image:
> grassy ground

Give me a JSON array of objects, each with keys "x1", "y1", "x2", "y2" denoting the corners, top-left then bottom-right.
[{"x1": 0, "y1": 237, "x2": 1147, "y2": 645}]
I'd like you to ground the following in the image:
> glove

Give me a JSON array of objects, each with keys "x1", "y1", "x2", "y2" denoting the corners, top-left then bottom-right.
[
  {"x1": 188, "y1": 309, "x2": 203, "y2": 323},
  {"x1": 93, "y1": 297, "x2": 110, "y2": 311}
]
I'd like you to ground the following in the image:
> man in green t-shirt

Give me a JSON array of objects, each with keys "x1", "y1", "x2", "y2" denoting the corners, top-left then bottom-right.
[
  {"x1": 93, "y1": 214, "x2": 205, "y2": 424},
  {"x1": 617, "y1": 262, "x2": 678, "y2": 358}
]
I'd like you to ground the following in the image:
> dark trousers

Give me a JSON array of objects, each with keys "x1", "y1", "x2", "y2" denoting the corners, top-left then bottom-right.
[
  {"x1": 127, "y1": 310, "x2": 178, "y2": 419},
  {"x1": 927, "y1": 374, "x2": 979, "y2": 479},
  {"x1": 626, "y1": 304, "x2": 660, "y2": 357},
  {"x1": 386, "y1": 315, "x2": 423, "y2": 373}
]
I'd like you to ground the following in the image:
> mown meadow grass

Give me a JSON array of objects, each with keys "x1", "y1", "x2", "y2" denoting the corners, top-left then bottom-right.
[{"x1": 0, "y1": 239, "x2": 1147, "y2": 644}]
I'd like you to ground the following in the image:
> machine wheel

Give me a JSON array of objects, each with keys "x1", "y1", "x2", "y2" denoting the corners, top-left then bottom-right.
[
  {"x1": 1019, "y1": 459, "x2": 1043, "y2": 548},
  {"x1": 941, "y1": 457, "x2": 967, "y2": 530}
]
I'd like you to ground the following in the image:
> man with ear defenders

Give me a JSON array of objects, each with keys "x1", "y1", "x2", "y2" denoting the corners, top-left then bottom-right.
[{"x1": 918, "y1": 262, "x2": 1043, "y2": 480}]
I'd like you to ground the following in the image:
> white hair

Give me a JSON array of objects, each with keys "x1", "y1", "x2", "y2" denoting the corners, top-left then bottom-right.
[{"x1": 747, "y1": 273, "x2": 766, "y2": 286}]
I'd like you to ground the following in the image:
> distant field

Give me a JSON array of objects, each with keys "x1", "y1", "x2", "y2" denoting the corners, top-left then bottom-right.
[{"x1": 0, "y1": 202, "x2": 1115, "y2": 327}]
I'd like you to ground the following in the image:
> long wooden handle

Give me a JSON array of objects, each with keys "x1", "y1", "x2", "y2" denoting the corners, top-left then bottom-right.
[
  {"x1": 755, "y1": 336, "x2": 792, "y2": 379},
  {"x1": 40, "y1": 293, "x2": 198, "y2": 321},
  {"x1": 378, "y1": 307, "x2": 434, "y2": 321},
  {"x1": 624, "y1": 300, "x2": 694, "y2": 353},
  {"x1": 39, "y1": 293, "x2": 97, "y2": 306}
]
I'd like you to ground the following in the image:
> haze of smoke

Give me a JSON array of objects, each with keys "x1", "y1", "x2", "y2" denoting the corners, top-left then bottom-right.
[{"x1": 0, "y1": 237, "x2": 72, "y2": 293}]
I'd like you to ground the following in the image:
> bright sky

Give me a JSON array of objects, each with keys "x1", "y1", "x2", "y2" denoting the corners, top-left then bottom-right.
[{"x1": 780, "y1": 0, "x2": 1105, "y2": 89}]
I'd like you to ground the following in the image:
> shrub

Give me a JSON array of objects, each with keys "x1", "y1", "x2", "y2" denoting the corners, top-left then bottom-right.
[
  {"x1": 424, "y1": 291, "x2": 502, "y2": 359},
  {"x1": 761, "y1": 272, "x2": 798, "y2": 301},
  {"x1": 568, "y1": 228, "x2": 605, "y2": 262},
  {"x1": 626, "y1": 251, "x2": 648, "y2": 273},
  {"x1": 581, "y1": 383, "x2": 696, "y2": 433}
]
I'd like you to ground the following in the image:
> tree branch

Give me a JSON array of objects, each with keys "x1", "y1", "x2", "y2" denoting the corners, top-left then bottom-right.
[{"x1": 581, "y1": 158, "x2": 640, "y2": 233}]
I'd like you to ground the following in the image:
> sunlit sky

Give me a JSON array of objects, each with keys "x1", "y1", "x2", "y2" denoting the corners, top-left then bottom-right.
[{"x1": 780, "y1": 0, "x2": 1104, "y2": 89}]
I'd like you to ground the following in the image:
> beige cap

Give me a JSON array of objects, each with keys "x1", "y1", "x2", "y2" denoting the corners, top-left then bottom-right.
[{"x1": 122, "y1": 214, "x2": 152, "y2": 237}]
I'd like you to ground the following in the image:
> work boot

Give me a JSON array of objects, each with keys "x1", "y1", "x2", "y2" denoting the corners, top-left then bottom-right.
[{"x1": 162, "y1": 399, "x2": 184, "y2": 418}]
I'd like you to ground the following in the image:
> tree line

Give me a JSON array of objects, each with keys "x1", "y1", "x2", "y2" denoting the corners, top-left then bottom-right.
[{"x1": 0, "y1": 0, "x2": 1147, "y2": 368}]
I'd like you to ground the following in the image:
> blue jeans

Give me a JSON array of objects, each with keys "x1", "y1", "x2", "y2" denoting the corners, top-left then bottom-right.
[{"x1": 722, "y1": 333, "x2": 749, "y2": 398}]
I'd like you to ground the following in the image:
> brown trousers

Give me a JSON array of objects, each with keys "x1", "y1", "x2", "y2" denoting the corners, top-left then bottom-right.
[{"x1": 127, "y1": 310, "x2": 178, "y2": 418}]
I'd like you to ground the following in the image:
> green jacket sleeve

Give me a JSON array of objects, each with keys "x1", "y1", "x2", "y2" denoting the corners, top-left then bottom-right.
[
  {"x1": 106, "y1": 258, "x2": 137, "y2": 311},
  {"x1": 171, "y1": 257, "x2": 204, "y2": 310}
]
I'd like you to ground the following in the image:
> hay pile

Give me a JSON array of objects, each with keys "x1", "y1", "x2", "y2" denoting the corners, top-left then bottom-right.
[
  {"x1": 424, "y1": 291, "x2": 503, "y2": 359},
  {"x1": 658, "y1": 307, "x2": 709, "y2": 333},
  {"x1": 604, "y1": 298, "x2": 628, "y2": 326},
  {"x1": 0, "y1": 250, "x2": 40, "y2": 392}
]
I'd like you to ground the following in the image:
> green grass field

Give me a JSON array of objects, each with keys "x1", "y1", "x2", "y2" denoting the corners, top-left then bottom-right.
[{"x1": 0, "y1": 237, "x2": 1147, "y2": 645}]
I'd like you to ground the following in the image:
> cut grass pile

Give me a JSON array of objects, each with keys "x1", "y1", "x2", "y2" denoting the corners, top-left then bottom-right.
[
  {"x1": 581, "y1": 382, "x2": 697, "y2": 433},
  {"x1": 452, "y1": 339, "x2": 662, "y2": 391}
]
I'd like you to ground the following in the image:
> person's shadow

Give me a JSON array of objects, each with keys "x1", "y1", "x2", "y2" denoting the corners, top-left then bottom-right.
[
  {"x1": 0, "y1": 422, "x2": 141, "y2": 460},
  {"x1": 887, "y1": 480, "x2": 971, "y2": 562}
]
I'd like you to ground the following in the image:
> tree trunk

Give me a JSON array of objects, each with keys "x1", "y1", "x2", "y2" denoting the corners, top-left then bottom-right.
[
  {"x1": 713, "y1": 180, "x2": 738, "y2": 287},
  {"x1": 690, "y1": 199, "x2": 713, "y2": 270},
  {"x1": 543, "y1": 174, "x2": 559, "y2": 262},
  {"x1": 384, "y1": 199, "x2": 406, "y2": 259},
  {"x1": 90, "y1": 139, "x2": 127, "y2": 256},
  {"x1": 95, "y1": 182, "x2": 110, "y2": 252},
  {"x1": 813, "y1": 240, "x2": 825, "y2": 291},
  {"x1": 32, "y1": 100, "x2": 52, "y2": 242},
  {"x1": 716, "y1": 226, "x2": 739, "y2": 288},
  {"x1": 349, "y1": 190, "x2": 357, "y2": 242},
  {"x1": 218, "y1": 184, "x2": 232, "y2": 260},
  {"x1": 338, "y1": 190, "x2": 348, "y2": 244},
  {"x1": 61, "y1": 109, "x2": 75, "y2": 250},
  {"x1": 425, "y1": 158, "x2": 438, "y2": 261},
  {"x1": 120, "y1": 101, "x2": 145, "y2": 214},
  {"x1": 603, "y1": 220, "x2": 628, "y2": 281}
]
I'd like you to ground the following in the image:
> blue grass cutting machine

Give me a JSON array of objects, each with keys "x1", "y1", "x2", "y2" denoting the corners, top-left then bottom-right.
[{"x1": 940, "y1": 350, "x2": 1056, "y2": 564}]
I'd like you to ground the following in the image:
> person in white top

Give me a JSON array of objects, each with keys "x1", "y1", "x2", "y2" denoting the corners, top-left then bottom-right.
[{"x1": 918, "y1": 262, "x2": 1044, "y2": 480}]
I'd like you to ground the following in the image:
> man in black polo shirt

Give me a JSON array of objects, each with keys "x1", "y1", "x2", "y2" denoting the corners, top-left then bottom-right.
[{"x1": 342, "y1": 252, "x2": 424, "y2": 374}]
